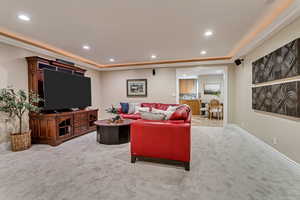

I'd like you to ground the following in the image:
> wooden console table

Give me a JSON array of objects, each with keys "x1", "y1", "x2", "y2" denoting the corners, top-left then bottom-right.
[{"x1": 30, "y1": 109, "x2": 98, "y2": 146}]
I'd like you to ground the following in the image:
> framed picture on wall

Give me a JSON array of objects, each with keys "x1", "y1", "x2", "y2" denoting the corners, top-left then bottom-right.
[
  {"x1": 127, "y1": 79, "x2": 147, "y2": 97},
  {"x1": 204, "y1": 83, "x2": 221, "y2": 96}
]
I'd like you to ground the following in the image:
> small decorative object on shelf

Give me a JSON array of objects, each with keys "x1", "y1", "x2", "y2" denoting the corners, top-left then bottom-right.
[
  {"x1": 105, "y1": 105, "x2": 123, "y2": 123},
  {"x1": 0, "y1": 87, "x2": 42, "y2": 151}
]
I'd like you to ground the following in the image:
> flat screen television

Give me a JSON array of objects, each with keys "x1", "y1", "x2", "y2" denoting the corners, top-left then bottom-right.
[{"x1": 43, "y1": 69, "x2": 91, "y2": 110}]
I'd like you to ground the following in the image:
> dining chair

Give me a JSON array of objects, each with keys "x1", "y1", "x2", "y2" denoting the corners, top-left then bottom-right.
[{"x1": 208, "y1": 99, "x2": 222, "y2": 120}]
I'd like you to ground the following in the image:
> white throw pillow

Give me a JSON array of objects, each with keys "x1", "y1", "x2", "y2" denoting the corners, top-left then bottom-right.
[
  {"x1": 166, "y1": 106, "x2": 179, "y2": 112},
  {"x1": 135, "y1": 106, "x2": 150, "y2": 114},
  {"x1": 152, "y1": 108, "x2": 174, "y2": 120},
  {"x1": 141, "y1": 111, "x2": 165, "y2": 121},
  {"x1": 134, "y1": 106, "x2": 140, "y2": 114},
  {"x1": 151, "y1": 108, "x2": 165, "y2": 114},
  {"x1": 128, "y1": 103, "x2": 140, "y2": 114}
]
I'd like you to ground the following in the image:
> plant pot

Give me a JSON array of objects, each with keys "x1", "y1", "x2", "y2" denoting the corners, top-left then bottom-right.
[{"x1": 11, "y1": 130, "x2": 31, "y2": 151}]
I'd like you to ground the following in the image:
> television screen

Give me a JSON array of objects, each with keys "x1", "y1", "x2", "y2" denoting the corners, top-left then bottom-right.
[{"x1": 43, "y1": 69, "x2": 91, "y2": 110}]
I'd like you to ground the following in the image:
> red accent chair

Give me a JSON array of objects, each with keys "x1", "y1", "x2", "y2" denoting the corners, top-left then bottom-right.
[{"x1": 127, "y1": 103, "x2": 191, "y2": 170}]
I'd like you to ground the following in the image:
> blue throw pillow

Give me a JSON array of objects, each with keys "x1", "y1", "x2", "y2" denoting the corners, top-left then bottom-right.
[{"x1": 120, "y1": 102, "x2": 129, "y2": 113}]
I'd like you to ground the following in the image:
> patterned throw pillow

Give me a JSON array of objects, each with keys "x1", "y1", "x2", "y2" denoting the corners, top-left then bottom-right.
[
  {"x1": 135, "y1": 106, "x2": 150, "y2": 114},
  {"x1": 151, "y1": 108, "x2": 174, "y2": 120},
  {"x1": 141, "y1": 111, "x2": 166, "y2": 121}
]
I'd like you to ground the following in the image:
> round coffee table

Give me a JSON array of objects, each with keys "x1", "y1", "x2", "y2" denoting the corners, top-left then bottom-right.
[{"x1": 94, "y1": 119, "x2": 132, "y2": 145}]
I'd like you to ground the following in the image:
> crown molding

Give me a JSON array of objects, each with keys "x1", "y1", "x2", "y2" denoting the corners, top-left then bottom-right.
[
  {"x1": 102, "y1": 56, "x2": 232, "y2": 68},
  {"x1": 99, "y1": 59, "x2": 234, "y2": 71},
  {"x1": 228, "y1": 0, "x2": 299, "y2": 58}
]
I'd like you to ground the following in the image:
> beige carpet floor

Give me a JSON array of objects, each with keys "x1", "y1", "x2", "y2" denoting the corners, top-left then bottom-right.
[
  {"x1": 191, "y1": 115, "x2": 223, "y2": 127},
  {"x1": 0, "y1": 125, "x2": 300, "y2": 200}
]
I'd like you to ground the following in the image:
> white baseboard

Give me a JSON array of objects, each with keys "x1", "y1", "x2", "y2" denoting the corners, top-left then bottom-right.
[{"x1": 225, "y1": 123, "x2": 300, "y2": 169}]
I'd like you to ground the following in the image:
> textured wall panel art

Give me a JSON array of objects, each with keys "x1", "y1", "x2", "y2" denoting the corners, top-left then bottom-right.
[
  {"x1": 252, "y1": 81, "x2": 300, "y2": 117},
  {"x1": 252, "y1": 38, "x2": 300, "y2": 84}
]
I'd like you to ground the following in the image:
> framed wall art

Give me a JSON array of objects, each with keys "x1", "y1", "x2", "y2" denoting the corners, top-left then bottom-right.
[
  {"x1": 252, "y1": 81, "x2": 300, "y2": 117},
  {"x1": 252, "y1": 38, "x2": 300, "y2": 84},
  {"x1": 127, "y1": 79, "x2": 147, "y2": 97}
]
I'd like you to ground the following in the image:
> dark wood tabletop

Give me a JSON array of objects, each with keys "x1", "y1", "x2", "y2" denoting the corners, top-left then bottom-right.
[{"x1": 94, "y1": 119, "x2": 132, "y2": 127}]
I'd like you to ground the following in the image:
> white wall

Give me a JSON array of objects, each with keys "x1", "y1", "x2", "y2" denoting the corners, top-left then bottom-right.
[
  {"x1": 198, "y1": 74, "x2": 224, "y2": 103},
  {"x1": 0, "y1": 42, "x2": 101, "y2": 146},
  {"x1": 232, "y1": 16, "x2": 300, "y2": 163},
  {"x1": 99, "y1": 68, "x2": 177, "y2": 119},
  {"x1": 227, "y1": 64, "x2": 236, "y2": 123}
]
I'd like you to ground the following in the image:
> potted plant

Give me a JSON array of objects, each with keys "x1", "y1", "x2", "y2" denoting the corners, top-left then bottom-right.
[{"x1": 0, "y1": 87, "x2": 42, "y2": 151}]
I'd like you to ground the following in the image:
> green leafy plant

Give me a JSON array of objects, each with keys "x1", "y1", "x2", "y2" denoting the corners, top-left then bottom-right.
[{"x1": 0, "y1": 87, "x2": 42, "y2": 134}]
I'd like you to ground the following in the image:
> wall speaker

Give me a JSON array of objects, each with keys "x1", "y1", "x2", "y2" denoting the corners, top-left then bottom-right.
[
  {"x1": 234, "y1": 59, "x2": 244, "y2": 66},
  {"x1": 152, "y1": 69, "x2": 156, "y2": 76}
]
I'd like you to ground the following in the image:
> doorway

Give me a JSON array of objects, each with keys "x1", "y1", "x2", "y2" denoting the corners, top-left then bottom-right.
[{"x1": 176, "y1": 66, "x2": 228, "y2": 127}]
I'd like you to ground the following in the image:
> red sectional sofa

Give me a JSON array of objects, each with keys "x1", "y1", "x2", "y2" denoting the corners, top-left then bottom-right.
[
  {"x1": 119, "y1": 103, "x2": 179, "y2": 120},
  {"x1": 119, "y1": 103, "x2": 191, "y2": 170}
]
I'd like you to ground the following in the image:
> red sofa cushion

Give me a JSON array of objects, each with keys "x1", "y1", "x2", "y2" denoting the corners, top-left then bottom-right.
[
  {"x1": 120, "y1": 113, "x2": 141, "y2": 120},
  {"x1": 154, "y1": 103, "x2": 169, "y2": 111},
  {"x1": 141, "y1": 103, "x2": 156, "y2": 110},
  {"x1": 142, "y1": 103, "x2": 180, "y2": 111}
]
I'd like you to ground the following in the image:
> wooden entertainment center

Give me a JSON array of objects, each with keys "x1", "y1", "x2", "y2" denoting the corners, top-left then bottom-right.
[{"x1": 26, "y1": 56, "x2": 98, "y2": 146}]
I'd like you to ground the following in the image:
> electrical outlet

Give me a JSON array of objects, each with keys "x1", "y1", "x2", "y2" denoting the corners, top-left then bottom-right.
[{"x1": 272, "y1": 138, "x2": 277, "y2": 145}]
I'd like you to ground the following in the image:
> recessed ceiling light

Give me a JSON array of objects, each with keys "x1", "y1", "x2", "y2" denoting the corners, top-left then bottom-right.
[
  {"x1": 200, "y1": 50, "x2": 207, "y2": 55},
  {"x1": 82, "y1": 45, "x2": 90, "y2": 50},
  {"x1": 151, "y1": 54, "x2": 157, "y2": 59},
  {"x1": 204, "y1": 30, "x2": 213, "y2": 37},
  {"x1": 109, "y1": 58, "x2": 115, "y2": 62},
  {"x1": 18, "y1": 14, "x2": 30, "y2": 21}
]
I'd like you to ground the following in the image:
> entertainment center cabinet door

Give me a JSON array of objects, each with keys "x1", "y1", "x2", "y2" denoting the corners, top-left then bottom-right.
[
  {"x1": 56, "y1": 115, "x2": 74, "y2": 141},
  {"x1": 74, "y1": 112, "x2": 89, "y2": 135},
  {"x1": 30, "y1": 116, "x2": 57, "y2": 145},
  {"x1": 88, "y1": 110, "x2": 98, "y2": 130}
]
